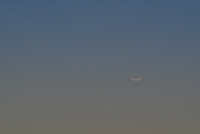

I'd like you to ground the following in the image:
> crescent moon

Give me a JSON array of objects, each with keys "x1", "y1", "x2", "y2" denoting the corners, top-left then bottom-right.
[{"x1": 130, "y1": 77, "x2": 142, "y2": 81}]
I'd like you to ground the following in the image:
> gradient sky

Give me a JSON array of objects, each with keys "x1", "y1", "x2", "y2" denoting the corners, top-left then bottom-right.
[{"x1": 1, "y1": 1, "x2": 200, "y2": 134}]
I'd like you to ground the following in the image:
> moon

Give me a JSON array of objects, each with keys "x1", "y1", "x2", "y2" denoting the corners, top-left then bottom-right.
[
  {"x1": 130, "y1": 76, "x2": 142, "y2": 81},
  {"x1": 129, "y1": 68, "x2": 143, "y2": 82}
]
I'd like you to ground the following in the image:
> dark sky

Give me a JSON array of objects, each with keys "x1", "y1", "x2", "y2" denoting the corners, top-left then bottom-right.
[{"x1": 0, "y1": 1, "x2": 200, "y2": 133}]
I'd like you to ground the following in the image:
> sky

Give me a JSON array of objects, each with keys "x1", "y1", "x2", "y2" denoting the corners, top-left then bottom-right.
[{"x1": 0, "y1": 0, "x2": 200, "y2": 133}]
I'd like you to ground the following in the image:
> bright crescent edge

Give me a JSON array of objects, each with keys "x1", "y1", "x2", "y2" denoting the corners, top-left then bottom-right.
[{"x1": 130, "y1": 77, "x2": 142, "y2": 81}]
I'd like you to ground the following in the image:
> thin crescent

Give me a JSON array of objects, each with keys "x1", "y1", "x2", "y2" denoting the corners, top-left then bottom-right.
[{"x1": 131, "y1": 77, "x2": 142, "y2": 81}]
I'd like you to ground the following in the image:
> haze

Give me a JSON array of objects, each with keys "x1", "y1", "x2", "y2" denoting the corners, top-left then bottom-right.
[{"x1": 0, "y1": 1, "x2": 200, "y2": 134}]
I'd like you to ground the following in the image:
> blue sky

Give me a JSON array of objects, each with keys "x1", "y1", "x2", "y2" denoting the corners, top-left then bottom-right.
[{"x1": 0, "y1": 1, "x2": 200, "y2": 133}]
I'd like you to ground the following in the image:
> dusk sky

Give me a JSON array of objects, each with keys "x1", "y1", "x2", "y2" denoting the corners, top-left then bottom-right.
[{"x1": 1, "y1": 1, "x2": 200, "y2": 133}]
